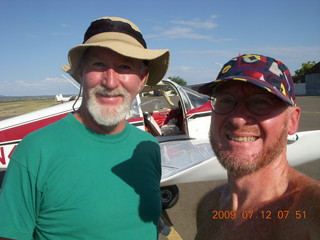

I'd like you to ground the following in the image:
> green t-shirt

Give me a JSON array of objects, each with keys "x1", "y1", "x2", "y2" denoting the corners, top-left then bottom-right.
[{"x1": 0, "y1": 114, "x2": 162, "y2": 240}]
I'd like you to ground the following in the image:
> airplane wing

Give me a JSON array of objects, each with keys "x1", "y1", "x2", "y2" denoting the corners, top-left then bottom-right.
[
  {"x1": 287, "y1": 130, "x2": 320, "y2": 165},
  {"x1": 160, "y1": 138, "x2": 225, "y2": 186}
]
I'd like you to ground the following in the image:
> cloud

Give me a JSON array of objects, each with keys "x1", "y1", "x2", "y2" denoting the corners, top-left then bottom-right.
[
  {"x1": 26, "y1": 33, "x2": 39, "y2": 39},
  {"x1": 1, "y1": 77, "x2": 79, "y2": 96},
  {"x1": 170, "y1": 19, "x2": 218, "y2": 29},
  {"x1": 147, "y1": 26, "x2": 213, "y2": 40},
  {"x1": 167, "y1": 45, "x2": 320, "y2": 85},
  {"x1": 241, "y1": 46, "x2": 320, "y2": 58},
  {"x1": 236, "y1": 46, "x2": 320, "y2": 70},
  {"x1": 178, "y1": 46, "x2": 320, "y2": 62},
  {"x1": 146, "y1": 16, "x2": 234, "y2": 42},
  {"x1": 165, "y1": 65, "x2": 218, "y2": 85}
]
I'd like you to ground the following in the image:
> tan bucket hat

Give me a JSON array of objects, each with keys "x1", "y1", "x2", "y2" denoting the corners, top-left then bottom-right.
[{"x1": 61, "y1": 17, "x2": 170, "y2": 86}]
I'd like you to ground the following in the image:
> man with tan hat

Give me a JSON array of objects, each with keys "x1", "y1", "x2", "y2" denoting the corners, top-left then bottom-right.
[
  {"x1": 0, "y1": 17, "x2": 169, "y2": 240},
  {"x1": 195, "y1": 54, "x2": 320, "y2": 239}
]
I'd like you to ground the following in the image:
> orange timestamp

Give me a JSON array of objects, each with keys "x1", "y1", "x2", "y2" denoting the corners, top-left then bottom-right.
[{"x1": 212, "y1": 210, "x2": 307, "y2": 220}]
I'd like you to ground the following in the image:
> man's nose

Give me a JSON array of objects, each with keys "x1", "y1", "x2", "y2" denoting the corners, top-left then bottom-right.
[
  {"x1": 228, "y1": 101, "x2": 255, "y2": 126},
  {"x1": 101, "y1": 68, "x2": 120, "y2": 89}
]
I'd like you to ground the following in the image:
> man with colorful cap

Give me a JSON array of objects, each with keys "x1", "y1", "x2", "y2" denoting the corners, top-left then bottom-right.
[
  {"x1": 0, "y1": 17, "x2": 169, "y2": 240},
  {"x1": 195, "y1": 54, "x2": 320, "y2": 239}
]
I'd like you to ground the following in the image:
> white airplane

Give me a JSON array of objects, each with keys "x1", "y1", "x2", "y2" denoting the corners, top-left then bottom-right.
[
  {"x1": 55, "y1": 75, "x2": 80, "y2": 103},
  {"x1": 55, "y1": 93, "x2": 78, "y2": 103},
  {"x1": 0, "y1": 79, "x2": 212, "y2": 169},
  {"x1": 1, "y1": 79, "x2": 320, "y2": 209}
]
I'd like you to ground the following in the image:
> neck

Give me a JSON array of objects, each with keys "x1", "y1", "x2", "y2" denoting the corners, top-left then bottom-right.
[
  {"x1": 74, "y1": 106, "x2": 126, "y2": 134},
  {"x1": 224, "y1": 153, "x2": 291, "y2": 210}
]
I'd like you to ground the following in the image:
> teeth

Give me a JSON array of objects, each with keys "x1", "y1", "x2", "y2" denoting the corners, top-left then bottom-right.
[{"x1": 228, "y1": 136, "x2": 258, "y2": 142}]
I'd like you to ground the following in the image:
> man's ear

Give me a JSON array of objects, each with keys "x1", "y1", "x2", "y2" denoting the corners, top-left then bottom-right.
[{"x1": 288, "y1": 106, "x2": 301, "y2": 135}]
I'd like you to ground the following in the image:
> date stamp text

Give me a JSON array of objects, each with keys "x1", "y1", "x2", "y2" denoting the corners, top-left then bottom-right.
[{"x1": 212, "y1": 210, "x2": 306, "y2": 220}]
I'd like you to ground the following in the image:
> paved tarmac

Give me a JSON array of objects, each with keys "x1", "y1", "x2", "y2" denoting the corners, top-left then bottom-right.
[{"x1": 159, "y1": 95, "x2": 320, "y2": 240}]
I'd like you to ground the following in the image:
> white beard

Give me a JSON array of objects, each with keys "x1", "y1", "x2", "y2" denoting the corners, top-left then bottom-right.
[{"x1": 87, "y1": 86, "x2": 131, "y2": 127}]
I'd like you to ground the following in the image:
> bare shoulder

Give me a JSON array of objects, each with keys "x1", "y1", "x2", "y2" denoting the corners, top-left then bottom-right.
[
  {"x1": 296, "y1": 176, "x2": 320, "y2": 216},
  {"x1": 197, "y1": 183, "x2": 227, "y2": 215},
  {"x1": 287, "y1": 169, "x2": 320, "y2": 225},
  {"x1": 289, "y1": 168, "x2": 320, "y2": 204},
  {"x1": 195, "y1": 184, "x2": 227, "y2": 240}
]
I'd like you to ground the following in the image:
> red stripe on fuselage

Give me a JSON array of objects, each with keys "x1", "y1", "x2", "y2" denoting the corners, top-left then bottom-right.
[
  {"x1": 0, "y1": 114, "x2": 68, "y2": 143},
  {"x1": 0, "y1": 115, "x2": 144, "y2": 144}
]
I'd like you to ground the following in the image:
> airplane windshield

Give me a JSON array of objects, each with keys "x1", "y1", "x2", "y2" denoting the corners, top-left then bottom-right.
[
  {"x1": 127, "y1": 98, "x2": 140, "y2": 119},
  {"x1": 182, "y1": 86, "x2": 208, "y2": 109}
]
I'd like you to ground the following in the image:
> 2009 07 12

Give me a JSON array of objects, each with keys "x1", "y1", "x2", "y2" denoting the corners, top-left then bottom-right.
[{"x1": 212, "y1": 210, "x2": 307, "y2": 220}]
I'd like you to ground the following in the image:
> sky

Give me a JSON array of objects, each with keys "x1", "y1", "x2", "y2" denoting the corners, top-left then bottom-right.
[{"x1": 0, "y1": 0, "x2": 319, "y2": 96}]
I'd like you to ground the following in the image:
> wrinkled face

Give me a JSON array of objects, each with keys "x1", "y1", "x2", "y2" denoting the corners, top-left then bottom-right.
[
  {"x1": 209, "y1": 81, "x2": 300, "y2": 176},
  {"x1": 78, "y1": 47, "x2": 148, "y2": 127}
]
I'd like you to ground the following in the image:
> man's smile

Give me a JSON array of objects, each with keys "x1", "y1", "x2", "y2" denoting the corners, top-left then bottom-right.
[{"x1": 227, "y1": 135, "x2": 259, "y2": 142}]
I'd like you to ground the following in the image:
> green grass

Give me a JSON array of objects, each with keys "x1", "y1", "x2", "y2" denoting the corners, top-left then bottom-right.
[{"x1": 0, "y1": 99, "x2": 60, "y2": 120}]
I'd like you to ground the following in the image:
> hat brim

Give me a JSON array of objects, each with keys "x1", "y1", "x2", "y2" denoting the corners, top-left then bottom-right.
[
  {"x1": 198, "y1": 76, "x2": 294, "y2": 106},
  {"x1": 61, "y1": 32, "x2": 170, "y2": 86}
]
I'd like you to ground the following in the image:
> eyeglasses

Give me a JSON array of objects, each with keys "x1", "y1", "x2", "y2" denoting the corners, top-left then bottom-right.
[{"x1": 210, "y1": 93, "x2": 284, "y2": 116}]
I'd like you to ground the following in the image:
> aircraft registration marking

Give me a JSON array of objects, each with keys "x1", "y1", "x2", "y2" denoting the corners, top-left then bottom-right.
[{"x1": 0, "y1": 144, "x2": 17, "y2": 167}]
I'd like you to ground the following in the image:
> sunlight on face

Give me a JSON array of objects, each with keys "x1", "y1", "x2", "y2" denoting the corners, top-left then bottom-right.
[
  {"x1": 209, "y1": 109, "x2": 290, "y2": 176},
  {"x1": 78, "y1": 47, "x2": 148, "y2": 129},
  {"x1": 208, "y1": 81, "x2": 293, "y2": 176}
]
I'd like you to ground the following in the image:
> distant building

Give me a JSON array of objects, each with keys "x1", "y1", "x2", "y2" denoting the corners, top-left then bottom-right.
[{"x1": 305, "y1": 62, "x2": 320, "y2": 95}]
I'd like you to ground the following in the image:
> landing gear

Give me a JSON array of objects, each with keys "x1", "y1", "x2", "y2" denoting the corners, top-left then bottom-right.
[{"x1": 160, "y1": 185, "x2": 179, "y2": 209}]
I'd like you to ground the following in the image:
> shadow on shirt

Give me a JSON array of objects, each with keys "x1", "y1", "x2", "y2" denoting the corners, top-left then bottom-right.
[
  {"x1": 0, "y1": 170, "x2": 5, "y2": 188},
  {"x1": 111, "y1": 140, "x2": 161, "y2": 225}
]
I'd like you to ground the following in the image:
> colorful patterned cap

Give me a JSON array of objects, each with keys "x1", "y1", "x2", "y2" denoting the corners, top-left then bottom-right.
[{"x1": 199, "y1": 54, "x2": 296, "y2": 106}]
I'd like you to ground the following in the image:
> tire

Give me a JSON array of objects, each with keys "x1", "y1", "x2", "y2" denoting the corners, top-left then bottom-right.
[{"x1": 160, "y1": 185, "x2": 179, "y2": 209}]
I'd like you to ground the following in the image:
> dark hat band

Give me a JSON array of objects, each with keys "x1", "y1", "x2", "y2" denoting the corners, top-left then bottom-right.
[{"x1": 83, "y1": 18, "x2": 147, "y2": 48}]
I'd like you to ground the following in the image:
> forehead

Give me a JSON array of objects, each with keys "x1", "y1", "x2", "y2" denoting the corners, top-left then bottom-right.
[{"x1": 215, "y1": 81, "x2": 271, "y2": 95}]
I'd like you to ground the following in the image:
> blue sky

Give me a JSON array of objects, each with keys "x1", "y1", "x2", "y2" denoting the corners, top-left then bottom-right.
[{"x1": 0, "y1": 0, "x2": 319, "y2": 96}]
